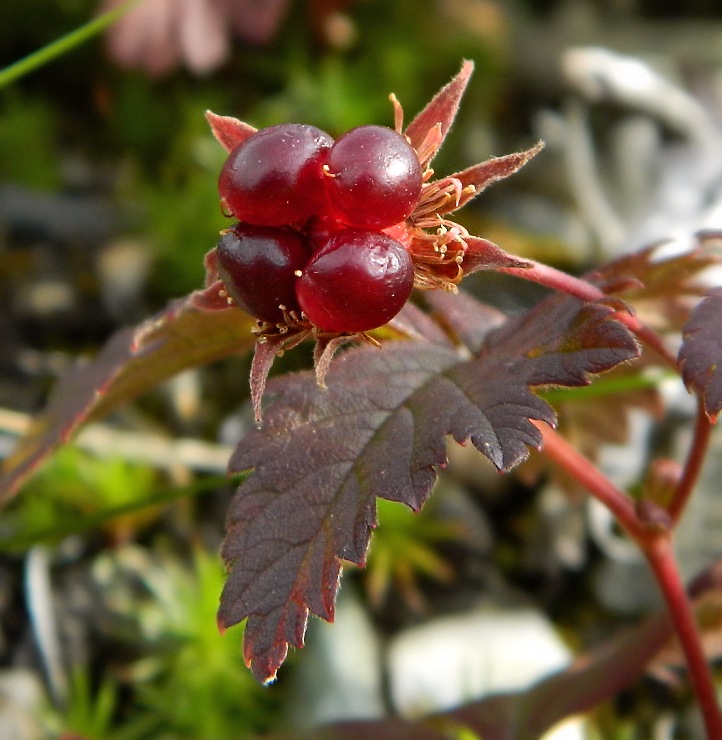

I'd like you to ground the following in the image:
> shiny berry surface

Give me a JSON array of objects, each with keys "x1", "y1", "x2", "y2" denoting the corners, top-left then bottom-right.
[
  {"x1": 216, "y1": 224, "x2": 310, "y2": 323},
  {"x1": 296, "y1": 229, "x2": 414, "y2": 332},
  {"x1": 324, "y1": 125, "x2": 422, "y2": 229},
  {"x1": 219, "y1": 124, "x2": 333, "y2": 226}
]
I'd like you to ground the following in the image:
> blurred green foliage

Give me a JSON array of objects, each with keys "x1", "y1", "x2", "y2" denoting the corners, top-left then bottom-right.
[
  {"x1": 1, "y1": 0, "x2": 507, "y2": 297},
  {"x1": 4, "y1": 1, "x2": 722, "y2": 736},
  {"x1": 0, "y1": 2, "x2": 525, "y2": 736},
  {"x1": 112, "y1": 547, "x2": 279, "y2": 739},
  {"x1": 0, "y1": 94, "x2": 61, "y2": 188},
  {"x1": 46, "y1": 667, "x2": 119, "y2": 739},
  {"x1": 365, "y1": 495, "x2": 464, "y2": 611},
  {"x1": 0, "y1": 445, "x2": 238, "y2": 551},
  {"x1": 40, "y1": 547, "x2": 279, "y2": 739},
  {"x1": 0, "y1": 0, "x2": 505, "y2": 740},
  {"x1": 1, "y1": 446, "x2": 160, "y2": 549}
]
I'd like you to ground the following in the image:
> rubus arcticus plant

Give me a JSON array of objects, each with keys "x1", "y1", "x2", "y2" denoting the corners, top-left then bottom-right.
[{"x1": 2, "y1": 61, "x2": 722, "y2": 737}]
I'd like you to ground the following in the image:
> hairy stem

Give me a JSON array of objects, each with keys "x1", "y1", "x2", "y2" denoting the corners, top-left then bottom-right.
[
  {"x1": 501, "y1": 261, "x2": 679, "y2": 369},
  {"x1": 644, "y1": 536, "x2": 722, "y2": 736},
  {"x1": 501, "y1": 261, "x2": 605, "y2": 303},
  {"x1": 669, "y1": 397, "x2": 716, "y2": 524}
]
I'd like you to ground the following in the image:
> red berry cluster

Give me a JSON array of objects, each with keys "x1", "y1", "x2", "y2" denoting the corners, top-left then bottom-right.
[{"x1": 216, "y1": 123, "x2": 423, "y2": 333}]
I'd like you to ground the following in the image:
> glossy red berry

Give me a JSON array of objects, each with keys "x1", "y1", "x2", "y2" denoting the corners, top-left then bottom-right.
[
  {"x1": 216, "y1": 224, "x2": 310, "y2": 323},
  {"x1": 324, "y1": 125, "x2": 423, "y2": 229},
  {"x1": 219, "y1": 124, "x2": 334, "y2": 226},
  {"x1": 296, "y1": 229, "x2": 414, "y2": 332}
]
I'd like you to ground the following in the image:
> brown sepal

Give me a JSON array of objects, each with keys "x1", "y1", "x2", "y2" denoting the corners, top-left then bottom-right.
[
  {"x1": 462, "y1": 236, "x2": 533, "y2": 275},
  {"x1": 404, "y1": 60, "x2": 475, "y2": 166},
  {"x1": 437, "y1": 142, "x2": 545, "y2": 216},
  {"x1": 205, "y1": 110, "x2": 257, "y2": 153}
]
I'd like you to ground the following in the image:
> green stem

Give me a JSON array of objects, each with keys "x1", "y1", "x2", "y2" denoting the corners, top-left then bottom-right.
[{"x1": 0, "y1": 0, "x2": 140, "y2": 90}]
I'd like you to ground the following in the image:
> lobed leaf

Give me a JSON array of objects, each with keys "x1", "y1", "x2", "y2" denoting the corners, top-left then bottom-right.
[
  {"x1": 424, "y1": 289, "x2": 508, "y2": 354},
  {"x1": 0, "y1": 285, "x2": 256, "y2": 503},
  {"x1": 679, "y1": 287, "x2": 722, "y2": 419},
  {"x1": 431, "y1": 289, "x2": 660, "y2": 494},
  {"x1": 219, "y1": 292, "x2": 639, "y2": 682},
  {"x1": 386, "y1": 301, "x2": 457, "y2": 346},
  {"x1": 589, "y1": 237, "x2": 721, "y2": 333}
]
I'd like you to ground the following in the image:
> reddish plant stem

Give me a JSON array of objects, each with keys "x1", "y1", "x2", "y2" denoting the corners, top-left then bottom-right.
[
  {"x1": 669, "y1": 397, "x2": 716, "y2": 525},
  {"x1": 643, "y1": 536, "x2": 722, "y2": 737},
  {"x1": 501, "y1": 261, "x2": 679, "y2": 369},
  {"x1": 501, "y1": 261, "x2": 604, "y2": 303},
  {"x1": 611, "y1": 310, "x2": 679, "y2": 369},
  {"x1": 537, "y1": 422, "x2": 722, "y2": 734},
  {"x1": 533, "y1": 422, "x2": 643, "y2": 540}
]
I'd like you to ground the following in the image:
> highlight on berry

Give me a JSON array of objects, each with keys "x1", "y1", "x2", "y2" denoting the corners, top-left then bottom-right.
[{"x1": 215, "y1": 121, "x2": 424, "y2": 336}]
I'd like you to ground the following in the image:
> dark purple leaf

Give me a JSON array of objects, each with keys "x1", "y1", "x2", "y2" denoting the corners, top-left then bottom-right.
[
  {"x1": 0, "y1": 286, "x2": 257, "y2": 503},
  {"x1": 487, "y1": 295, "x2": 640, "y2": 388},
  {"x1": 250, "y1": 304, "x2": 455, "y2": 424},
  {"x1": 424, "y1": 289, "x2": 508, "y2": 354},
  {"x1": 386, "y1": 301, "x2": 456, "y2": 346},
  {"x1": 588, "y1": 238, "x2": 721, "y2": 332},
  {"x1": 219, "y1": 294, "x2": 639, "y2": 683},
  {"x1": 679, "y1": 287, "x2": 722, "y2": 419}
]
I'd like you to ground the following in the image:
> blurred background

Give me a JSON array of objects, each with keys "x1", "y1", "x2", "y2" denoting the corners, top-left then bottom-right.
[{"x1": 2, "y1": 1, "x2": 722, "y2": 737}]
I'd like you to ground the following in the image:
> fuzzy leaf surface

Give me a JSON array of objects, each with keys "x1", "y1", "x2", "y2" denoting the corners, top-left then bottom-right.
[
  {"x1": 405, "y1": 60, "x2": 474, "y2": 162},
  {"x1": 205, "y1": 110, "x2": 256, "y2": 152},
  {"x1": 0, "y1": 285, "x2": 256, "y2": 502},
  {"x1": 679, "y1": 287, "x2": 722, "y2": 418},
  {"x1": 440, "y1": 142, "x2": 544, "y2": 215},
  {"x1": 460, "y1": 235, "x2": 533, "y2": 276},
  {"x1": 219, "y1": 293, "x2": 639, "y2": 683}
]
